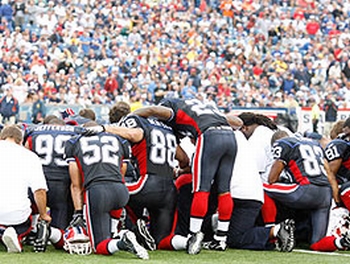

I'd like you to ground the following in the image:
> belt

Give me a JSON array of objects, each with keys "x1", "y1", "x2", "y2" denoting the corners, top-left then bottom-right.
[{"x1": 206, "y1": 126, "x2": 232, "y2": 131}]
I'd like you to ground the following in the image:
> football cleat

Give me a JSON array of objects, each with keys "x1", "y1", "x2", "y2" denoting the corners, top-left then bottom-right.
[
  {"x1": 34, "y1": 220, "x2": 50, "y2": 253},
  {"x1": 120, "y1": 230, "x2": 149, "y2": 260},
  {"x1": 187, "y1": 231, "x2": 204, "y2": 255},
  {"x1": 2, "y1": 227, "x2": 22, "y2": 253},
  {"x1": 340, "y1": 230, "x2": 350, "y2": 248},
  {"x1": 23, "y1": 231, "x2": 37, "y2": 246},
  {"x1": 276, "y1": 219, "x2": 295, "y2": 252},
  {"x1": 202, "y1": 239, "x2": 227, "y2": 251},
  {"x1": 135, "y1": 219, "x2": 156, "y2": 251}
]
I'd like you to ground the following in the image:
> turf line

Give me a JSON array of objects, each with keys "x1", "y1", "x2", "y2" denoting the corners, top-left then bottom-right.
[{"x1": 294, "y1": 249, "x2": 350, "y2": 257}]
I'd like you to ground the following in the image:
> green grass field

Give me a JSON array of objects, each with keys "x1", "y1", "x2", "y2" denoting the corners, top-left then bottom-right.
[{"x1": 0, "y1": 245, "x2": 350, "y2": 264}]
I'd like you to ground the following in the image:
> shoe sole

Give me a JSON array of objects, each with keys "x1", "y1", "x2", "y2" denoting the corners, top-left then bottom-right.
[
  {"x1": 3, "y1": 228, "x2": 21, "y2": 253},
  {"x1": 136, "y1": 219, "x2": 156, "y2": 251},
  {"x1": 280, "y1": 220, "x2": 295, "y2": 252},
  {"x1": 124, "y1": 231, "x2": 149, "y2": 260},
  {"x1": 286, "y1": 219, "x2": 295, "y2": 252}
]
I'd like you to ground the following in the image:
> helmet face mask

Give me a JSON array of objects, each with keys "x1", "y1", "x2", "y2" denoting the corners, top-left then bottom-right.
[
  {"x1": 63, "y1": 226, "x2": 92, "y2": 255},
  {"x1": 63, "y1": 240, "x2": 92, "y2": 255}
]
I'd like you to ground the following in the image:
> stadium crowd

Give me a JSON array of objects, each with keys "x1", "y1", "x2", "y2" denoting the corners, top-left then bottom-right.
[{"x1": 0, "y1": 0, "x2": 349, "y2": 124}]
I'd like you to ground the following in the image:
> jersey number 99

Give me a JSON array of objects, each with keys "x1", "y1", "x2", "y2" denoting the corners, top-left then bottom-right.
[{"x1": 35, "y1": 134, "x2": 72, "y2": 166}]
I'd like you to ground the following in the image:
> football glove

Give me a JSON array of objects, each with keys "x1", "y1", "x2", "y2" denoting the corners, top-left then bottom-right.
[
  {"x1": 335, "y1": 201, "x2": 344, "y2": 208},
  {"x1": 82, "y1": 125, "x2": 105, "y2": 136},
  {"x1": 73, "y1": 126, "x2": 86, "y2": 134},
  {"x1": 68, "y1": 210, "x2": 86, "y2": 229},
  {"x1": 34, "y1": 220, "x2": 50, "y2": 253}
]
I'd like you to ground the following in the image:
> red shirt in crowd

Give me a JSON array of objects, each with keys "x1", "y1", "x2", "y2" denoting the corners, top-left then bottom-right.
[
  {"x1": 293, "y1": 9, "x2": 305, "y2": 20},
  {"x1": 328, "y1": 28, "x2": 341, "y2": 38},
  {"x1": 306, "y1": 21, "x2": 320, "y2": 35},
  {"x1": 104, "y1": 75, "x2": 119, "y2": 94},
  {"x1": 252, "y1": 65, "x2": 263, "y2": 76}
]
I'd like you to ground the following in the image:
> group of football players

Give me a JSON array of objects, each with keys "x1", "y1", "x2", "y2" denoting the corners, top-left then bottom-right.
[
  {"x1": 1, "y1": 98, "x2": 350, "y2": 258},
  {"x1": 236, "y1": 113, "x2": 350, "y2": 252}
]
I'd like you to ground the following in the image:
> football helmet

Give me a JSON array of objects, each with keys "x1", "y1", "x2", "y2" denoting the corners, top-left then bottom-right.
[
  {"x1": 63, "y1": 226, "x2": 92, "y2": 255},
  {"x1": 328, "y1": 207, "x2": 350, "y2": 238}
]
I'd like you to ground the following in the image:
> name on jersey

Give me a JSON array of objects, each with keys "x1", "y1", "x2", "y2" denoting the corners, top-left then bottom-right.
[
  {"x1": 147, "y1": 118, "x2": 173, "y2": 131},
  {"x1": 33, "y1": 125, "x2": 76, "y2": 132}
]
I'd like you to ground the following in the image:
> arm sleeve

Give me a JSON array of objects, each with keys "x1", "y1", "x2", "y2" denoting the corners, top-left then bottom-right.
[
  {"x1": 121, "y1": 115, "x2": 143, "y2": 129},
  {"x1": 120, "y1": 139, "x2": 132, "y2": 161},
  {"x1": 271, "y1": 140, "x2": 290, "y2": 165},
  {"x1": 325, "y1": 140, "x2": 346, "y2": 162},
  {"x1": 64, "y1": 138, "x2": 77, "y2": 163}
]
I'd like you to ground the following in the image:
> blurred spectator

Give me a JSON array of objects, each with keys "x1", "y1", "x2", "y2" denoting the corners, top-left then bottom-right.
[
  {"x1": 181, "y1": 78, "x2": 197, "y2": 99},
  {"x1": 13, "y1": 0, "x2": 26, "y2": 28},
  {"x1": 323, "y1": 93, "x2": 338, "y2": 138},
  {"x1": 0, "y1": 87, "x2": 19, "y2": 125},
  {"x1": 104, "y1": 72, "x2": 119, "y2": 100},
  {"x1": 310, "y1": 97, "x2": 321, "y2": 133},
  {"x1": 27, "y1": 73, "x2": 42, "y2": 92},
  {"x1": 328, "y1": 61, "x2": 342, "y2": 80},
  {"x1": 305, "y1": 16, "x2": 320, "y2": 36},
  {"x1": 12, "y1": 72, "x2": 28, "y2": 104},
  {"x1": 340, "y1": 53, "x2": 350, "y2": 81},
  {"x1": 78, "y1": 91, "x2": 92, "y2": 108},
  {"x1": 153, "y1": 79, "x2": 167, "y2": 104},
  {"x1": 31, "y1": 90, "x2": 46, "y2": 124},
  {"x1": 0, "y1": 5, "x2": 13, "y2": 33},
  {"x1": 129, "y1": 90, "x2": 143, "y2": 112},
  {"x1": 281, "y1": 72, "x2": 297, "y2": 94},
  {"x1": 48, "y1": 90, "x2": 61, "y2": 105},
  {"x1": 187, "y1": 68, "x2": 201, "y2": 88},
  {"x1": 0, "y1": 64, "x2": 8, "y2": 90}
]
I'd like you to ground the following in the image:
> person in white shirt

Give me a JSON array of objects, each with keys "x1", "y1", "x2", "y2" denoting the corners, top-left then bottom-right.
[
  {"x1": 238, "y1": 112, "x2": 278, "y2": 183},
  {"x1": 238, "y1": 112, "x2": 289, "y2": 227},
  {"x1": 0, "y1": 125, "x2": 50, "y2": 253},
  {"x1": 210, "y1": 118, "x2": 295, "y2": 252}
]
